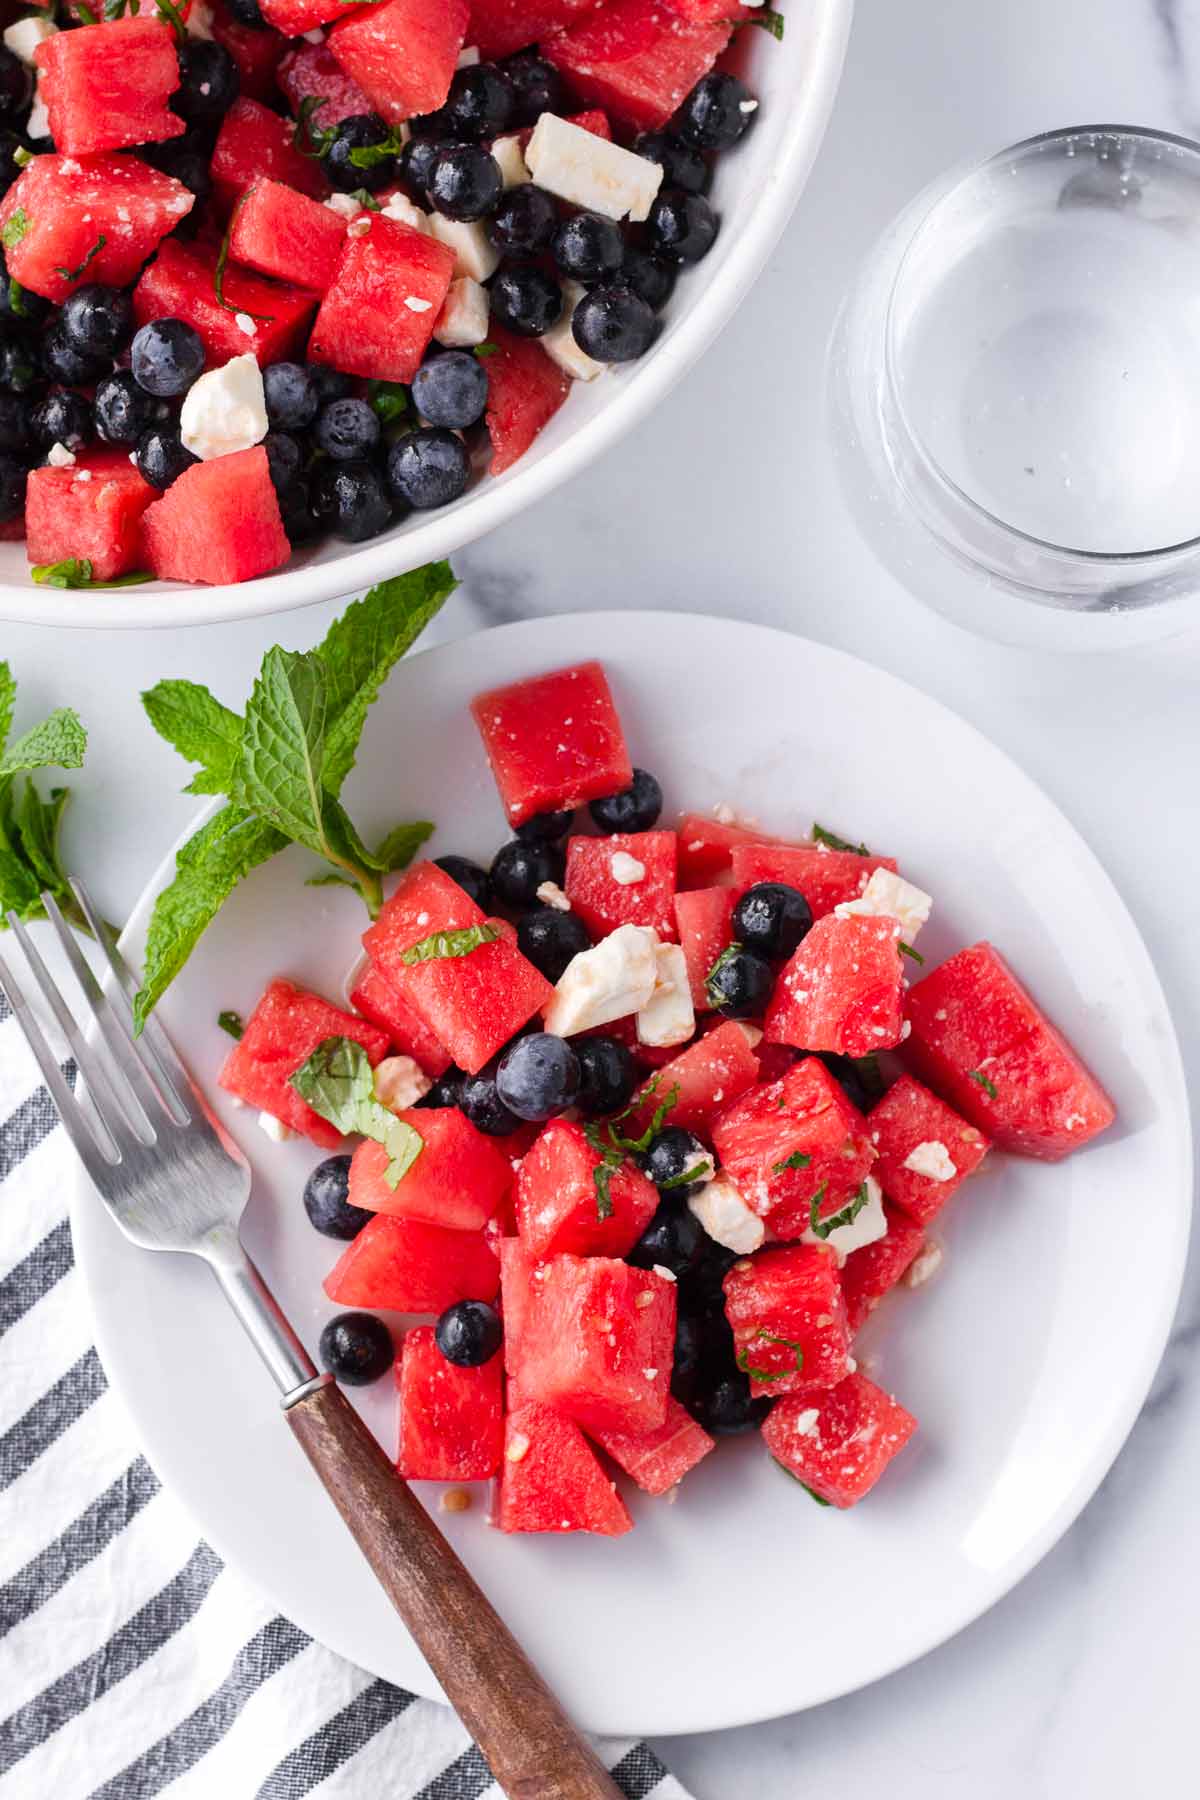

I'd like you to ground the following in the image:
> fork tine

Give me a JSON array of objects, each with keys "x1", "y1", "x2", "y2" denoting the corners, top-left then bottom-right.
[
  {"x1": 5, "y1": 910, "x2": 152, "y2": 1151},
  {"x1": 68, "y1": 877, "x2": 192, "y2": 1125},
  {"x1": 0, "y1": 948, "x2": 119, "y2": 1176}
]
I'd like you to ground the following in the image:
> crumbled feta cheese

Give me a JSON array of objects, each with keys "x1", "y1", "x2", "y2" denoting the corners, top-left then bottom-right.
[
  {"x1": 902, "y1": 1139, "x2": 957, "y2": 1182},
  {"x1": 257, "y1": 1111, "x2": 294, "y2": 1143},
  {"x1": 505, "y1": 1433, "x2": 531, "y2": 1462},
  {"x1": 381, "y1": 191, "x2": 429, "y2": 233},
  {"x1": 713, "y1": 801, "x2": 736, "y2": 824},
  {"x1": 536, "y1": 880, "x2": 571, "y2": 912},
  {"x1": 347, "y1": 215, "x2": 372, "y2": 238},
  {"x1": 652, "y1": 1264, "x2": 677, "y2": 1283},
  {"x1": 610, "y1": 850, "x2": 645, "y2": 885},
  {"x1": 433, "y1": 275, "x2": 489, "y2": 348},
  {"x1": 179, "y1": 353, "x2": 268, "y2": 461},
  {"x1": 791, "y1": 1407, "x2": 820, "y2": 1437},
  {"x1": 740, "y1": 98, "x2": 759, "y2": 112},
  {"x1": 234, "y1": 311, "x2": 257, "y2": 338},
  {"x1": 27, "y1": 83, "x2": 49, "y2": 141},
  {"x1": 404, "y1": 294, "x2": 433, "y2": 313},
  {"x1": 429, "y1": 214, "x2": 500, "y2": 283},
  {"x1": 491, "y1": 133, "x2": 531, "y2": 188},
  {"x1": 3, "y1": 16, "x2": 56, "y2": 64},
  {"x1": 836, "y1": 868, "x2": 933, "y2": 940},
  {"x1": 541, "y1": 279, "x2": 606, "y2": 382},
  {"x1": 455, "y1": 42, "x2": 480, "y2": 65},
  {"x1": 525, "y1": 113, "x2": 663, "y2": 222},
  {"x1": 325, "y1": 192, "x2": 362, "y2": 218},
  {"x1": 802, "y1": 1174, "x2": 888, "y2": 1263},
  {"x1": 74, "y1": 469, "x2": 92, "y2": 482},
  {"x1": 373, "y1": 1054, "x2": 433, "y2": 1112},
  {"x1": 906, "y1": 1242, "x2": 944, "y2": 1288},
  {"x1": 543, "y1": 924, "x2": 659, "y2": 1036},
  {"x1": 47, "y1": 442, "x2": 76, "y2": 468},
  {"x1": 689, "y1": 1173, "x2": 765, "y2": 1255},
  {"x1": 899, "y1": 1019, "x2": 912, "y2": 1041},
  {"x1": 636, "y1": 942, "x2": 694, "y2": 1048},
  {"x1": 302, "y1": 25, "x2": 325, "y2": 42}
]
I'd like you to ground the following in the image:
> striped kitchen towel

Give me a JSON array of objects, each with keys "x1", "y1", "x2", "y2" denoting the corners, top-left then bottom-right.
[{"x1": 0, "y1": 998, "x2": 690, "y2": 1800}]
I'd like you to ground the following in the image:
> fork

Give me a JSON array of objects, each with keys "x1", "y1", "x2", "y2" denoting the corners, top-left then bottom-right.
[{"x1": 0, "y1": 879, "x2": 622, "y2": 1800}]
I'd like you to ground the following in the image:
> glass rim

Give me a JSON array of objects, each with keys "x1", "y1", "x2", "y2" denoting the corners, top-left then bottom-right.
[{"x1": 883, "y1": 121, "x2": 1200, "y2": 567}]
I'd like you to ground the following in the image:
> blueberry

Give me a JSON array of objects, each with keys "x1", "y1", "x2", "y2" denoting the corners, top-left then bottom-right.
[
  {"x1": 619, "y1": 246, "x2": 676, "y2": 311},
  {"x1": 589, "y1": 767, "x2": 663, "y2": 833},
  {"x1": 0, "y1": 392, "x2": 31, "y2": 454},
  {"x1": 634, "y1": 130, "x2": 709, "y2": 195},
  {"x1": 670, "y1": 1308, "x2": 704, "y2": 1401},
  {"x1": 731, "y1": 882, "x2": 813, "y2": 961},
  {"x1": 574, "y1": 1035, "x2": 638, "y2": 1118},
  {"x1": 706, "y1": 944, "x2": 775, "y2": 1018},
  {"x1": 256, "y1": 432, "x2": 299, "y2": 492},
  {"x1": 395, "y1": 133, "x2": 448, "y2": 201},
  {"x1": 0, "y1": 451, "x2": 25, "y2": 521},
  {"x1": 308, "y1": 363, "x2": 352, "y2": 407},
  {"x1": 490, "y1": 264, "x2": 561, "y2": 337},
  {"x1": 645, "y1": 190, "x2": 719, "y2": 263},
  {"x1": 95, "y1": 372, "x2": 168, "y2": 445},
  {"x1": 41, "y1": 322, "x2": 110, "y2": 389},
  {"x1": 686, "y1": 1240, "x2": 739, "y2": 1312},
  {"x1": 61, "y1": 283, "x2": 133, "y2": 357},
  {"x1": 315, "y1": 396, "x2": 380, "y2": 461},
  {"x1": 429, "y1": 64, "x2": 515, "y2": 140},
  {"x1": 572, "y1": 283, "x2": 657, "y2": 362},
  {"x1": 459, "y1": 1063, "x2": 522, "y2": 1136},
  {"x1": 690, "y1": 1371, "x2": 773, "y2": 1436},
  {"x1": 303, "y1": 1153, "x2": 372, "y2": 1239},
  {"x1": 172, "y1": 41, "x2": 240, "y2": 124},
  {"x1": 30, "y1": 390, "x2": 92, "y2": 450},
  {"x1": 818, "y1": 1053, "x2": 873, "y2": 1113},
  {"x1": 136, "y1": 425, "x2": 197, "y2": 489},
  {"x1": 411, "y1": 350, "x2": 488, "y2": 429},
  {"x1": 487, "y1": 184, "x2": 558, "y2": 256},
  {"x1": 310, "y1": 459, "x2": 393, "y2": 540},
  {"x1": 225, "y1": 0, "x2": 266, "y2": 24},
  {"x1": 435, "y1": 1298, "x2": 503, "y2": 1367},
  {"x1": 327, "y1": 114, "x2": 397, "y2": 193},
  {"x1": 0, "y1": 335, "x2": 42, "y2": 396},
  {"x1": 434, "y1": 853, "x2": 491, "y2": 909},
  {"x1": 386, "y1": 427, "x2": 469, "y2": 509},
  {"x1": 140, "y1": 136, "x2": 213, "y2": 207},
  {"x1": 417, "y1": 1065, "x2": 465, "y2": 1109},
  {"x1": 516, "y1": 905, "x2": 590, "y2": 983},
  {"x1": 263, "y1": 361, "x2": 319, "y2": 431},
  {"x1": 319, "y1": 1310, "x2": 394, "y2": 1385},
  {"x1": 676, "y1": 72, "x2": 756, "y2": 151},
  {"x1": 0, "y1": 134, "x2": 25, "y2": 199},
  {"x1": 515, "y1": 808, "x2": 573, "y2": 844},
  {"x1": 553, "y1": 210, "x2": 624, "y2": 283},
  {"x1": 130, "y1": 317, "x2": 205, "y2": 396},
  {"x1": 0, "y1": 48, "x2": 31, "y2": 124},
  {"x1": 628, "y1": 1197, "x2": 706, "y2": 1278},
  {"x1": 496, "y1": 1031, "x2": 580, "y2": 1121},
  {"x1": 490, "y1": 838, "x2": 564, "y2": 909},
  {"x1": 638, "y1": 1126, "x2": 713, "y2": 1199},
  {"x1": 501, "y1": 49, "x2": 565, "y2": 125},
  {"x1": 277, "y1": 478, "x2": 320, "y2": 544},
  {"x1": 427, "y1": 144, "x2": 502, "y2": 220}
]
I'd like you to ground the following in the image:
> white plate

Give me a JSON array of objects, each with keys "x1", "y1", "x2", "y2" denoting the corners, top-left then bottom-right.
[
  {"x1": 0, "y1": 5, "x2": 852, "y2": 630},
  {"x1": 72, "y1": 613, "x2": 1191, "y2": 1736}
]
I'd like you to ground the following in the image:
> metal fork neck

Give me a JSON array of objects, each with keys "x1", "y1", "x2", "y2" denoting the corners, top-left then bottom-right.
[{"x1": 207, "y1": 1245, "x2": 321, "y2": 1404}]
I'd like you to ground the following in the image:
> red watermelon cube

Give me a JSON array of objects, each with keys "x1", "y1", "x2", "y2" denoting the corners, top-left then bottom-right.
[
  {"x1": 676, "y1": 814, "x2": 787, "y2": 888},
  {"x1": 502, "y1": 1247, "x2": 675, "y2": 1434},
  {"x1": 142, "y1": 445, "x2": 291, "y2": 586},
  {"x1": 627, "y1": 1018, "x2": 759, "y2": 1139},
  {"x1": 210, "y1": 0, "x2": 288, "y2": 100},
  {"x1": 362, "y1": 862, "x2": 552, "y2": 1074},
  {"x1": 731, "y1": 842, "x2": 899, "y2": 919},
  {"x1": 262, "y1": 0, "x2": 362, "y2": 33},
  {"x1": 903, "y1": 943, "x2": 1116, "y2": 1160},
  {"x1": 867, "y1": 1075, "x2": 990, "y2": 1226},
  {"x1": 468, "y1": 0, "x2": 603, "y2": 60},
  {"x1": 308, "y1": 213, "x2": 455, "y2": 383},
  {"x1": 839, "y1": 1205, "x2": 926, "y2": 1334},
  {"x1": 396, "y1": 1325, "x2": 503, "y2": 1481},
  {"x1": 544, "y1": 0, "x2": 733, "y2": 131},
  {"x1": 218, "y1": 976, "x2": 390, "y2": 1145},
  {"x1": 711, "y1": 1056, "x2": 876, "y2": 1241},
  {"x1": 722, "y1": 1242, "x2": 851, "y2": 1397},
  {"x1": 212, "y1": 97, "x2": 329, "y2": 211},
  {"x1": 515, "y1": 1118, "x2": 659, "y2": 1259},
  {"x1": 564, "y1": 830, "x2": 678, "y2": 941},
  {"x1": 762, "y1": 1372, "x2": 917, "y2": 1508},
  {"x1": 0, "y1": 154, "x2": 193, "y2": 305},
  {"x1": 586, "y1": 1395, "x2": 714, "y2": 1495},
  {"x1": 133, "y1": 238, "x2": 318, "y2": 368},
  {"x1": 350, "y1": 960, "x2": 451, "y2": 1077},
  {"x1": 348, "y1": 1110, "x2": 512, "y2": 1231},
  {"x1": 325, "y1": 1213, "x2": 500, "y2": 1311},
  {"x1": 483, "y1": 324, "x2": 571, "y2": 475},
  {"x1": 766, "y1": 913, "x2": 906, "y2": 1059},
  {"x1": 35, "y1": 18, "x2": 184, "y2": 157},
  {"x1": 675, "y1": 886, "x2": 734, "y2": 1008},
  {"x1": 278, "y1": 39, "x2": 372, "y2": 125},
  {"x1": 25, "y1": 449, "x2": 156, "y2": 582},
  {"x1": 471, "y1": 659, "x2": 632, "y2": 829},
  {"x1": 328, "y1": 0, "x2": 469, "y2": 125},
  {"x1": 497, "y1": 1401, "x2": 632, "y2": 1535},
  {"x1": 229, "y1": 177, "x2": 346, "y2": 291}
]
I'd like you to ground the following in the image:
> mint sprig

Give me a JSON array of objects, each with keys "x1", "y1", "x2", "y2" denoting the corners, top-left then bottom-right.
[
  {"x1": 808, "y1": 1181, "x2": 871, "y2": 1240},
  {"x1": 812, "y1": 822, "x2": 870, "y2": 855},
  {"x1": 772, "y1": 1150, "x2": 812, "y2": 1175},
  {"x1": 134, "y1": 563, "x2": 456, "y2": 1031},
  {"x1": 737, "y1": 1327, "x2": 804, "y2": 1382},
  {"x1": 290, "y1": 1035, "x2": 422, "y2": 1185},
  {"x1": 969, "y1": 1068, "x2": 998, "y2": 1099},
  {"x1": 582, "y1": 1072, "x2": 680, "y2": 1219},
  {"x1": 0, "y1": 661, "x2": 94, "y2": 936},
  {"x1": 1, "y1": 210, "x2": 30, "y2": 250},
  {"x1": 54, "y1": 236, "x2": 106, "y2": 283},
  {"x1": 400, "y1": 923, "x2": 501, "y2": 964},
  {"x1": 32, "y1": 558, "x2": 154, "y2": 590}
]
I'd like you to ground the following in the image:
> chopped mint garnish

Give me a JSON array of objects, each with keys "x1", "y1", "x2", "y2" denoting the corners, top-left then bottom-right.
[
  {"x1": 348, "y1": 128, "x2": 407, "y2": 170},
  {"x1": 772, "y1": 1458, "x2": 831, "y2": 1502},
  {"x1": 154, "y1": 0, "x2": 187, "y2": 43},
  {"x1": 808, "y1": 1181, "x2": 870, "y2": 1240},
  {"x1": 657, "y1": 1159, "x2": 713, "y2": 1190},
  {"x1": 76, "y1": 1, "x2": 99, "y2": 19},
  {"x1": 401, "y1": 923, "x2": 501, "y2": 964},
  {"x1": 812, "y1": 822, "x2": 870, "y2": 855},
  {"x1": 583, "y1": 1073, "x2": 680, "y2": 1219},
  {"x1": 217, "y1": 1010, "x2": 244, "y2": 1040},
  {"x1": 367, "y1": 379, "x2": 408, "y2": 424},
  {"x1": 31, "y1": 559, "x2": 154, "y2": 589},
  {"x1": 852, "y1": 1052, "x2": 886, "y2": 1101},
  {"x1": 12, "y1": 148, "x2": 32, "y2": 171},
  {"x1": 772, "y1": 1150, "x2": 812, "y2": 1174},
  {"x1": 347, "y1": 188, "x2": 382, "y2": 212},
  {"x1": 2, "y1": 210, "x2": 31, "y2": 250},
  {"x1": 704, "y1": 941, "x2": 744, "y2": 1008},
  {"x1": 290, "y1": 1035, "x2": 423, "y2": 1186},
  {"x1": 294, "y1": 96, "x2": 336, "y2": 158},
  {"x1": 737, "y1": 1327, "x2": 804, "y2": 1382},
  {"x1": 474, "y1": 341, "x2": 499, "y2": 358},
  {"x1": 214, "y1": 199, "x2": 273, "y2": 323},
  {"x1": 735, "y1": 7, "x2": 784, "y2": 40},
  {"x1": 899, "y1": 941, "x2": 924, "y2": 964},
  {"x1": 54, "y1": 236, "x2": 106, "y2": 283},
  {"x1": 969, "y1": 1068, "x2": 998, "y2": 1099}
]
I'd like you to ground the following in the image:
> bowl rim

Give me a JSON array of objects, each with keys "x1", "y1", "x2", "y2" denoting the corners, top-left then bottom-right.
[{"x1": 0, "y1": 0, "x2": 854, "y2": 630}]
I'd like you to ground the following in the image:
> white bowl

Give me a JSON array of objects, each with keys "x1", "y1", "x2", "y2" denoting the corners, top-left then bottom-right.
[{"x1": 0, "y1": 2, "x2": 853, "y2": 629}]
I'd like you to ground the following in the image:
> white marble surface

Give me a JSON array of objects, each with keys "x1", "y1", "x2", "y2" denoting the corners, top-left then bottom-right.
[{"x1": 4, "y1": 0, "x2": 1200, "y2": 1792}]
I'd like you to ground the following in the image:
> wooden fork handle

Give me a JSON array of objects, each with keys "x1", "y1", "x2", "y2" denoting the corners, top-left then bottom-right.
[{"x1": 286, "y1": 1378, "x2": 623, "y2": 1800}]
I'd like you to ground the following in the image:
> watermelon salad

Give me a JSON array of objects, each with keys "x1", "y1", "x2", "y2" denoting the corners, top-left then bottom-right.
[
  {"x1": 218, "y1": 659, "x2": 1117, "y2": 1529},
  {"x1": 0, "y1": 0, "x2": 767, "y2": 591}
]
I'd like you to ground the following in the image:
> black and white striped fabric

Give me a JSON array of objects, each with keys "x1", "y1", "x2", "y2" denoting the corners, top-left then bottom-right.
[{"x1": 0, "y1": 997, "x2": 691, "y2": 1800}]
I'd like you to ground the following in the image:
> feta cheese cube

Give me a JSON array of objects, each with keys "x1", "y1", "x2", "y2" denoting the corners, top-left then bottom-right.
[
  {"x1": 324, "y1": 192, "x2": 362, "y2": 219},
  {"x1": 47, "y1": 442, "x2": 76, "y2": 468},
  {"x1": 637, "y1": 942, "x2": 694, "y2": 1048},
  {"x1": 902, "y1": 1139, "x2": 957, "y2": 1182},
  {"x1": 801, "y1": 1174, "x2": 887, "y2": 1264},
  {"x1": 179, "y1": 353, "x2": 268, "y2": 462},
  {"x1": 27, "y1": 81, "x2": 49, "y2": 141},
  {"x1": 4, "y1": 16, "x2": 56, "y2": 63},
  {"x1": 535, "y1": 880, "x2": 571, "y2": 912},
  {"x1": 525, "y1": 113, "x2": 663, "y2": 222},
  {"x1": 381, "y1": 191, "x2": 430, "y2": 233},
  {"x1": 429, "y1": 214, "x2": 500, "y2": 284},
  {"x1": 373, "y1": 1053, "x2": 433, "y2": 1112},
  {"x1": 257, "y1": 1111, "x2": 294, "y2": 1143},
  {"x1": 689, "y1": 1173, "x2": 765, "y2": 1255},
  {"x1": 541, "y1": 280, "x2": 606, "y2": 382},
  {"x1": 433, "y1": 276, "x2": 489, "y2": 349},
  {"x1": 491, "y1": 133, "x2": 532, "y2": 188},
  {"x1": 542, "y1": 924, "x2": 659, "y2": 1036},
  {"x1": 836, "y1": 868, "x2": 933, "y2": 940}
]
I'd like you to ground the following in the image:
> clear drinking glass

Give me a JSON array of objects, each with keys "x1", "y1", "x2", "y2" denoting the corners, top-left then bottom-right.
[{"x1": 829, "y1": 125, "x2": 1200, "y2": 648}]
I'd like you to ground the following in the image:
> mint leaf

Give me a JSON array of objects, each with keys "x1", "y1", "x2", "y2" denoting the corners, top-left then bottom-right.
[
  {"x1": 772, "y1": 1150, "x2": 812, "y2": 1174},
  {"x1": 704, "y1": 942, "x2": 743, "y2": 1008},
  {"x1": 400, "y1": 923, "x2": 500, "y2": 964},
  {"x1": 54, "y1": 235, "x2": 106, "y2": 283},
  {"x1": 809, "y1": 1181, "x2": 871, "y2": 1240},
  {"x1": 1, "y1": 210, "x2": 30, "y2": 250},
  {"x1": 0, "y1": 662, "x2": 15, "y2": 753},
  {"x1": 233, "y1": 646, "x2": 329, "y2": 850},
  {"x1": 969, "y1": 1068, "x2": 998, "y2": 1099},
  {"x1": 737, "y1": 1327, "x2": 804, "y2": 1382},
  {"x1": 738, "y1": 7, "x2": 784, "y2": 40},
  {"x1": 0, "y1": 708, "x2": 86, "y2": 776},
  {"x1": 142, "y1": 678, "x2": 244, "y2": 797},
  {"x1": 899, "y1": 941, "x2": 924, "y2": 964},
  {"x1": 289, "y1": 1035, "x2": 423, "y2": 1185},
  {"x1": 772, "y1": 1461, "x2": 832, "y2": 1503},
  {"x1": 812, "y1": 822, "x2": 869, "y2": 855},
  {"x1": 347, "y1": 130, "x2": 406, "y2": 170},
  {"x1": 217, "y1": 1010, "x2": 243, "y2": 1040},
  {"x1": 367, "y1": 379, "x2": 407, "y2": 424},
  {"x1": 31, "y1": 558, "x2": 153, "y2": 589},
  {"x1": 14, "y1": 781, "x2": 68, "y2": 894},
  {"x1": 657, "y1": 1159, "x2": 712, "y2": 1190},
  {"x1": 372, "y1": 819, "x2": 433, "y2": 872}
]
